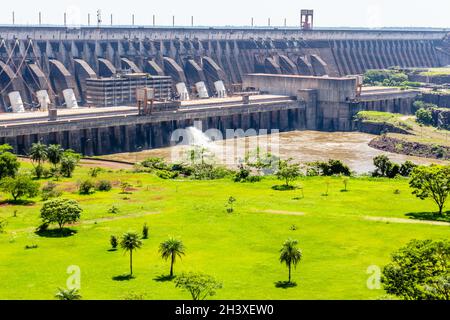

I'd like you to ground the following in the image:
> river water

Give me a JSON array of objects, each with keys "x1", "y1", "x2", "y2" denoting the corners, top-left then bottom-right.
[{"x1": 104, "y1": 130, "x2": 448, "y2": 174}]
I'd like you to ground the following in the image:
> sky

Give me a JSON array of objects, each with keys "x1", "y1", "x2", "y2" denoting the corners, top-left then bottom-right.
[{"x1": 0, "y1": 0, "x2": 448, "y2": 29}]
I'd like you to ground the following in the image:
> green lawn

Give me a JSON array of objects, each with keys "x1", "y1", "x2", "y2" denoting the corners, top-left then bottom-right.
[{"x1": 0, "y1": 163, "x2": 449, "y2": 300}]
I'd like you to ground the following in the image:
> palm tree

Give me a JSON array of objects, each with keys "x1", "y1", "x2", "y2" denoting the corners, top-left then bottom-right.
[
  {"x1": 47, "y1": 144, "x2": 64, "y2": 168},
  {"x1": 279, "y1": 239, "x2": 302, "y2": 283},
  {"x1": 55, "y1": 287, "x2": 82, "y2": 300},
  {"x1": 159, "y1": 238, "x2": 185, "y2": 277},
  {"x1": 120, "y1": 232, "x2": 143, "y2": 276},
  {"x1": 29, "y1": 142, "x2": 47, "y2": 166}
]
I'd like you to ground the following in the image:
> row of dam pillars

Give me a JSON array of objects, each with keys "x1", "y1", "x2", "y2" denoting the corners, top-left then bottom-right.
[{"x1": 4, "y1": 108, "x2": 306, "y2": 156}]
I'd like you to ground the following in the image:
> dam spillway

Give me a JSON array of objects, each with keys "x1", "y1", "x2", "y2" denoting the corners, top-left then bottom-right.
[{"x1": 0, "y1": 26, "x2": 449, "y2": 111}]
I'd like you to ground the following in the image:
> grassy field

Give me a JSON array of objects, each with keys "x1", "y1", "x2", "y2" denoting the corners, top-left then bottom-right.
[{"x1": 0, "y1": 162, "x2": 449, "y2": 300}]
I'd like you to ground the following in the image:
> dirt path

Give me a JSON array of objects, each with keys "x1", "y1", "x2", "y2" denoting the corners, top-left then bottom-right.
[
  {"x1": 11, "y1": 211, "x2": 160, "y2": 233},
  {"x1": 363, "y1": 216, "x2": 450, "y2": 226},
  {"x1": 79, "y1": 158, "x2": 134, "y2": 170},
  {"x1": 19, "y1": 156, "x2": 134, "y2": 170},
  {"x1": 254, "y1": 209, "x2": 306, "y2": 216}
]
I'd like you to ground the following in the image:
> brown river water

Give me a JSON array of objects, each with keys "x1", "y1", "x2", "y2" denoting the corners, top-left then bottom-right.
[{"x1": 103, "y1": 131, "x2": 448, "y2": 174}]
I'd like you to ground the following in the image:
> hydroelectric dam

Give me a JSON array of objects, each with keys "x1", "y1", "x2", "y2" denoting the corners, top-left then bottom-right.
[{"x1": 0, "y1": 25, "x2": 449, "y2": 155}]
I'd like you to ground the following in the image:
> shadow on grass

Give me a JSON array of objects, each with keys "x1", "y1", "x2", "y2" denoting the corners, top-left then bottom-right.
[
  {"x1": 275, "y1": 281, "x2": 297, "y2": 289},
  {"x1": 272, "y1": 185, "x2": 296, "y2": 191},
  {"x1": 112, "y1": 274, "x2": 135, "y2": 281},
  {"x1": 107, "y1": 248, "x2": 118, "y2": 252},
  {"x1": 0, "y1": 199, "x2": 35, "y2": 206},
  {"x1": 340, "y1": 189, "x2": 349, "y2": 193},
  {"x1": 405, "y1": 211, "x2": 450, "y2": 223},
  {"x1": 153, "y1": 274, "x2": 175, "y2": 282},
  {"x1": 35, "y1": 228, "x2": 77, "y2": 238}
]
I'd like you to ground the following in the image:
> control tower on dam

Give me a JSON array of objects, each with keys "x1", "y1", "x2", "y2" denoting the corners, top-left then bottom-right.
[{"x1": 0, "y1": 26, "x2": 448, "y2": 112}]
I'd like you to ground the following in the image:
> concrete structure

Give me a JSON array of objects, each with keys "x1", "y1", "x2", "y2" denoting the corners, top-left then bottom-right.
[
  {"x1": 0, "y1": 95, "x2": 305, "y2": 155},
  {"x1": 243, "y1": 73, "x2": 418, "y2": 131},
  {"x1": 0, "y1": 26, "x2": 448, "y2": 112}
]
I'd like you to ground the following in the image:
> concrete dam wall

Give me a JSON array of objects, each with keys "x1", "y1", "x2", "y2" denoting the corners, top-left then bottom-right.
[{"x1": 0, "y1": 26, "x2": 448, "y2": 111}]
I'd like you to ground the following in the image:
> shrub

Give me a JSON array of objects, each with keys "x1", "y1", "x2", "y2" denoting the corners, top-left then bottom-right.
[
  {"x1": 78, "y1": 179, "x2": 95, "y2": 195},
  {"x1": 108, "y1": 205, "x2": 119, "y2": 214},
  {"x1": 156, "y1": 169, "x2": 179, "y2": 180},
  {"x1": 89, "y1": 167, "x2": 103, "y2": 177},
  {"x1": 307, "y1": 159, "x2": 351, "y2": 176},
  {"x1": 171, "y1": 163, "x2": 194, "y2": 176},
  {"x1": 372, "y1": 155, "x2": 399, "y2": 178},
  {"x1": 41, "y1": 182, "x2": 62, "y2": 201},
  {"x1": 233, "y1": 165, "x2": 251, "y2": 182},
  {"x1": 142, "y1": 223, "x2": 149, "y2": 239},
  {"x1": 96, "y1": 180, "x2": 112, "y2": 191},
  {"x1": 110, "y1": 235, "x2": 118, "y2": 249},
  {"x1": 415, "y1": 108, "x2": 433, "y2": 125},
  {"x1": 33, "y1": 164, "x2": 49, "y2": 179},
  {"x1": 141, "y1": 157, "x2": 169, "y2": 170},
  {"x1": 399, "y1": 161, "x2": 417, "y2": 177},
  {"x1": 191, "y1": 163, "x2": 233, "y2": 180},
  {"x1": 55, "y1": 288, "x2": 82, "y2": 300}
]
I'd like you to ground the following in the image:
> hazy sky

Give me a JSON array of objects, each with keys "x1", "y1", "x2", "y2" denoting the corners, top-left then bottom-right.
[{"x1": 0, "y1": 0, "x2": 448, "y2": 28}]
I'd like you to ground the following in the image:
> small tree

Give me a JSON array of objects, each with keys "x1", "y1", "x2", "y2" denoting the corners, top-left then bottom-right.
[
  {"x1": 159, "y1": 237, "x2": 185, "y2": 277},
  {"x1": 276, "y1": 159, "x2": 301, "y2": 187},
  {"x1": 120, "y1": 181, "x2": 132, "y2": 194},
  {"x1": 60, "y1": 151, "x2": 80, "y2": 178},
  {"x1": 47, "y1": 144, "x2": 64, "y2": 168},
  {"x1": 409, "y1": 165, "x2": 450, "y2": 215},
  {"x1": 55, "y1": 288, "x2": 81, "y2": 300},
  {"x1": 120, "y1": 232, "x2": 142, "y2": 276},
  {"x1": 175, "y1": 272, "x2": 222, "y2": 300},
  {"x1": 226, "y1": 196, "x2": 236, "y2": 213},
  {"x1": 0, "y1": 174, "x2": 39, "y2": 202},
  {"x1": 0, "y1": 144, "x2": 20, "y2": 179},
  {"x1": 29, "y1": 142, "x2": 48, "y2": 179},
  {"x1": 279, "y1": 239, "x2": 303, "y2": 283},
  {"x1": 40, "y1": 198, "x2": 82, "y2": 231},
  {"x1": 342, "y1": 176, "x2": 350, "y2": 191}
]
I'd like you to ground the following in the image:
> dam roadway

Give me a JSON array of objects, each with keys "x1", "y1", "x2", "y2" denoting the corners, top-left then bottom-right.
[{"x1": 0, "y1": 94, "x2": 305, "y2": 156}]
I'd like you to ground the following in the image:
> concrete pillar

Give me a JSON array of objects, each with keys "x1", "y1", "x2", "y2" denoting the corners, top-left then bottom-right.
[{"x1": 69, "y1": 130, "x2": 82, "y2": 153}]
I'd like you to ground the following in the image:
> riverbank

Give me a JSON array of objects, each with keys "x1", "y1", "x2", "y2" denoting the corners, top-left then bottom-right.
[
  {"x1": 355, "y1": 111, "x2": 450, "y2": 160},
  {"x1": 98, "y1": 130, "x2": 445, "y2": 174}
]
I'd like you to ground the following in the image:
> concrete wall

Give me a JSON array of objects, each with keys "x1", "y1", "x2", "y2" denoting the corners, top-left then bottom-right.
[
  {"x1": 243, "y1": 73, "x2": 357, "y2": 131},
  {"x1": 0, "y1": 100, "x2": 306, "y2": 155}
]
